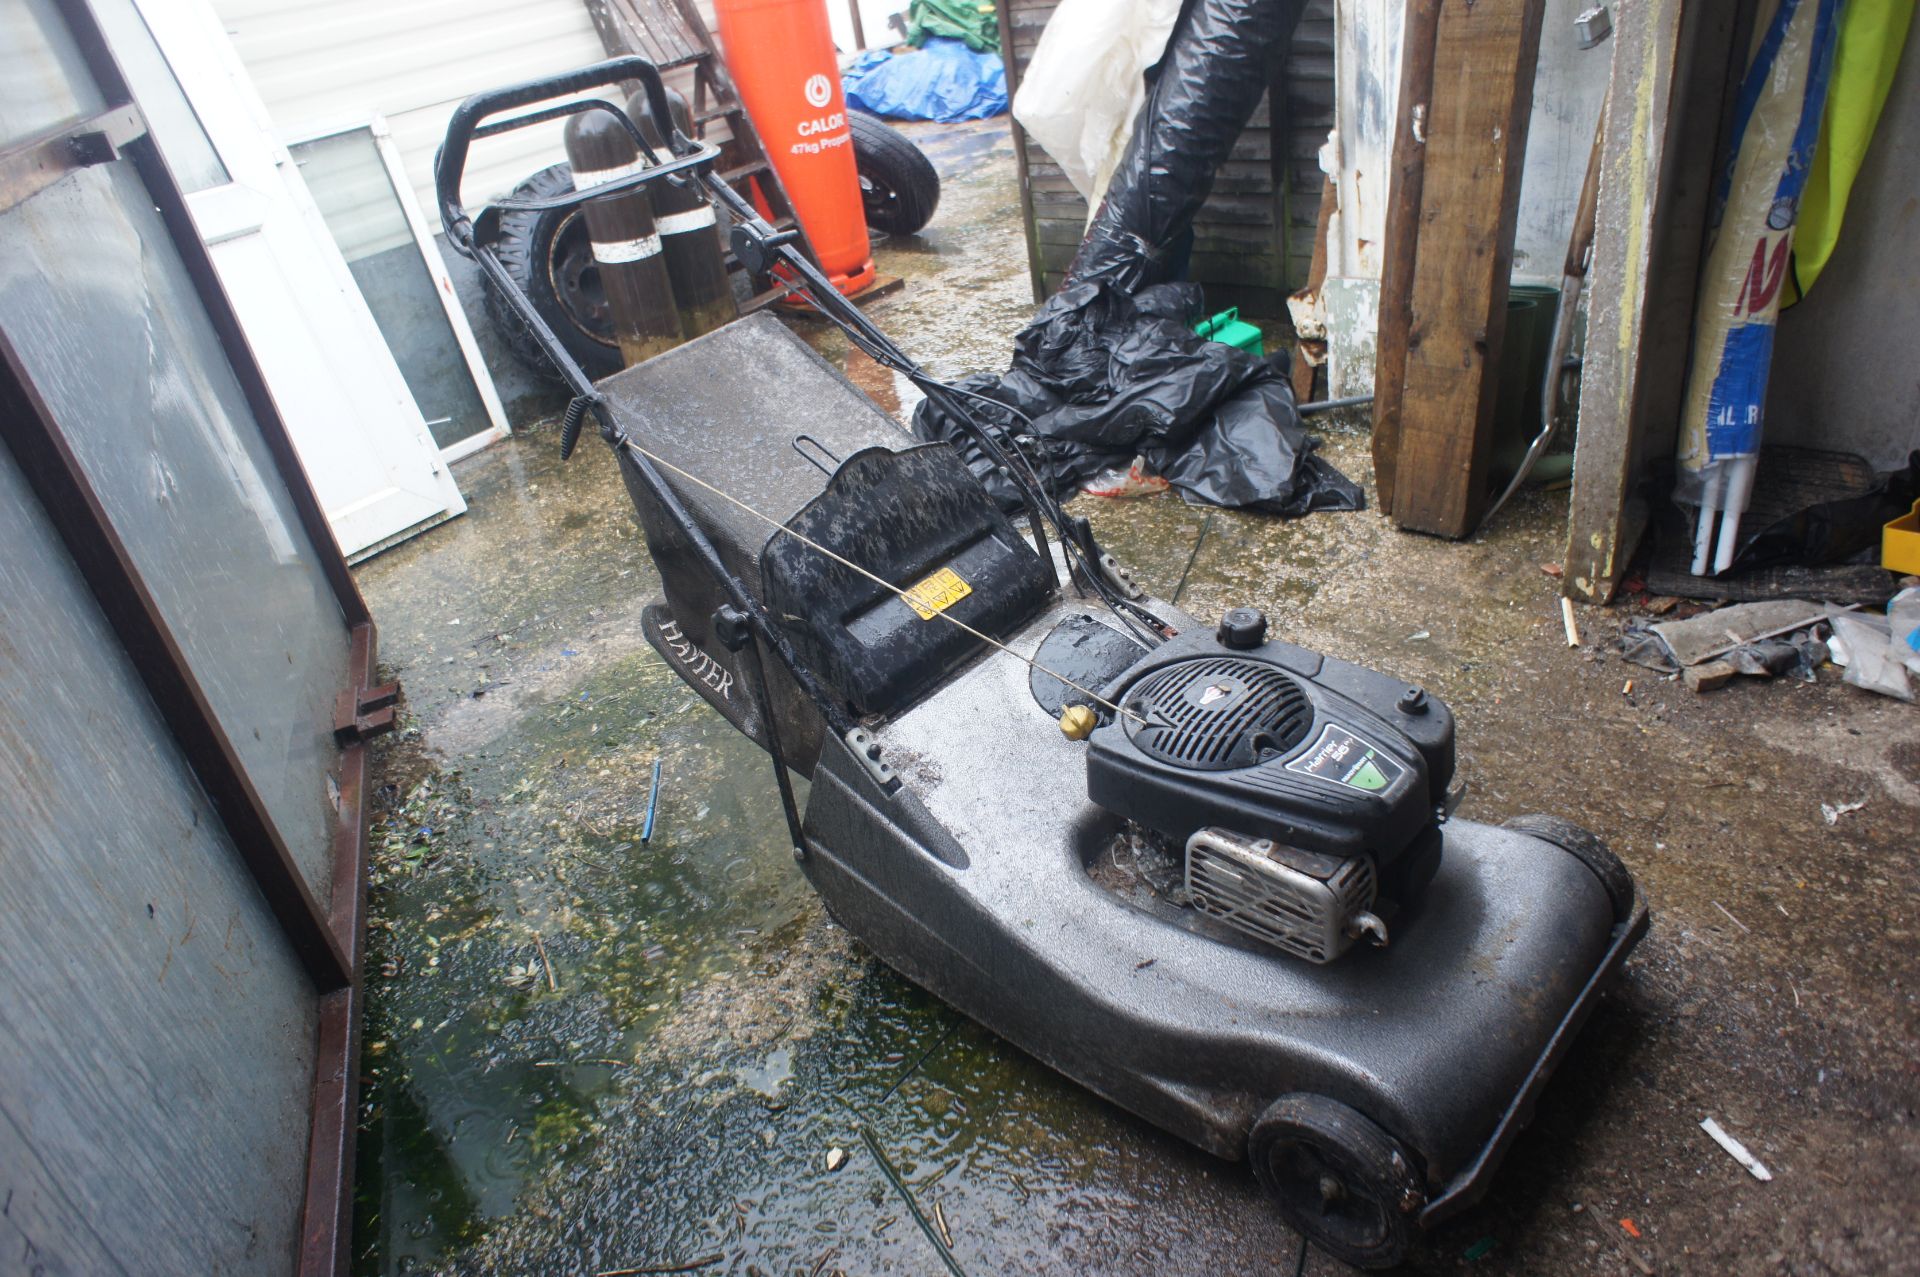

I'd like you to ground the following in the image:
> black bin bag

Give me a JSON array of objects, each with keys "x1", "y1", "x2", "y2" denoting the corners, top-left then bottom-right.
[
  {"x1": 913, "y1": 283, "x2": 1363, "y2": 516},
  {"x1": 1071, "y1": 0, "x2": 1310, "y2": 291},
  {"x1": 912, "y1": 0, "x2": 1360, "y2": 518}
]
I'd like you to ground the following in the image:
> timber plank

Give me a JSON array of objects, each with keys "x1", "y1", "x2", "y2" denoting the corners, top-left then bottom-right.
[
  {"x1": 1377, "y1": 0, "x2": 1544, "y2": 536},
  {"x1": 1563, "y1": 0, "x2": 1741, "y2": 600},
  {"x1": 1369, "y1": 0, "x2": 1442, "y2": 514}
]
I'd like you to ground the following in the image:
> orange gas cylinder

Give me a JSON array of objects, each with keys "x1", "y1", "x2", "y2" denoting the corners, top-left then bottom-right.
[{"x1": 713, "y1": 0, "x2": 875, "y2": 295}]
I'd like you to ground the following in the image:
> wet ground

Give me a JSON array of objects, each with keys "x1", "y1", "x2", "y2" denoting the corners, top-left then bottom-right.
[{"x1": 352, "y1": 119, "x2": 1920, "y2": 1276}]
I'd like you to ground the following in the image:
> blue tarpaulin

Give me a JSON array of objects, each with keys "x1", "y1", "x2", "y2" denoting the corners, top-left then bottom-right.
[{"x1": 843, "y1": 37, "x2": 1007, "y2": 122}]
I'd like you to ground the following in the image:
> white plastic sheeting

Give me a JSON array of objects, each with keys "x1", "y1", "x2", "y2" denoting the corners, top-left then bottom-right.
[{"x1": 1012, "y1": 0, "x2": 1180, "y2": 213}]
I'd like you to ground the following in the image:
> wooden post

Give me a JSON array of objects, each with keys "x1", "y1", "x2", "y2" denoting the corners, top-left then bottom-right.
[
  {"x1": 995, "y1": 0, "x2": 1047, "y2": 304},
  {"x1": 1369, "y1": 0, "x2": 1442, "y2": 516},
  {"x1": 1372, "y1": 0, "x2": 1544, "y2": 537},
  {"x1": 1563, "y1": 0, "x2": 1745, "y2": 601},
  {"x1": 1291, "y1": 173, "x2": 1337, "y2": 403}
]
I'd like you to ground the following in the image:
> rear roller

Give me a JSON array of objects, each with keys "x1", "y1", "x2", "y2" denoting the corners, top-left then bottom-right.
[{"x1": 1502, "y1": 814, "x2": 1636, "y2": 924}]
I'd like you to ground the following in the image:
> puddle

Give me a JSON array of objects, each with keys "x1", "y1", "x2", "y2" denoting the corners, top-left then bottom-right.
[
  {"x1": 732, "y1": 1044, "x2": 795, "y2": 1100},
  {"x1": 350, "y1": 679, "x2": 818, "y2": 1272}
]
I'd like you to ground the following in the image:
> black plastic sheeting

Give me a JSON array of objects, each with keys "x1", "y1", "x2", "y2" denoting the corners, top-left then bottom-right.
[
  {"x1": 1070, "y1": 0, "x2": 1308, "y2": 291},
  {"x1": 912, "y1": 281, "x2": 1363, "y2": 515},
  {"x1": 912, "y1": 0, "x2": 1358, "y2": 517}
]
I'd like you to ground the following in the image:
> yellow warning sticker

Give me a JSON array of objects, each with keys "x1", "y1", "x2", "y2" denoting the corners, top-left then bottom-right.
[{"x1": 901, "y1": 566, "x2": 972, "y2": 620}]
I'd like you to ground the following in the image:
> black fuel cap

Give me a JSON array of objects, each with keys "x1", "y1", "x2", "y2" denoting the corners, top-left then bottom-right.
[{"x1": 1217, "y1": 607, "x2": 1268, "y2": 650}]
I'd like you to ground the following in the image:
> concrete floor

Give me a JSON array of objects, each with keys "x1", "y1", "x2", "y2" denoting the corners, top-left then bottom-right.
[{"x1": 353, "y1": 120, "x2": 1920, "y2": 1276}]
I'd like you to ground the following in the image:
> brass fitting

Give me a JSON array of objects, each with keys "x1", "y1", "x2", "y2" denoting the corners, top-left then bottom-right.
[{"x1": 1058, "y1": 705, "x2": 1097, "y2": 740}]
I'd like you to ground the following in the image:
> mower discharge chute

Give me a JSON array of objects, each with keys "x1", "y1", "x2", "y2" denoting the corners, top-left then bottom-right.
[{"x1": 437, "y1": 61, "x2": 1648, "y2": 1269}]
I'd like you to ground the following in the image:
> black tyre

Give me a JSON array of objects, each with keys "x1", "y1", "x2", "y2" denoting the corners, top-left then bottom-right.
[
  {"x1": 850, "y1": 111, "x2": 940, "y2": 237},
  {"x1": 1249, "y1": 1094, "x2": 1423, "y2": 1270},
  {"x1": 484, "y1": 163, "x2": 622, "y2": 382},
  {"x1": 1502, "y1": 814, "x2": 1636, "y2": 925}
]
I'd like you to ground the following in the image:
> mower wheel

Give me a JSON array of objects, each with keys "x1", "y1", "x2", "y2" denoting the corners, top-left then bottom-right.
[
  {"x1": 484, "y1": 163, "x2": 621, "y2": 382},
  {"x1": 850, "y1": 112, "x2": 940, "y2": 237},
  {"x1": 1502, "y1": 814, "x2": 1636, "y2": 925},
  {"x1": 1250, "y1": 1093, "x2": 1423, "y2": 1270}
]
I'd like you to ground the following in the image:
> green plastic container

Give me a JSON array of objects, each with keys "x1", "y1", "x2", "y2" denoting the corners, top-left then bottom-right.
[{"x1": 1194, "y1": 307, "x2": 1263, "y2": 356}]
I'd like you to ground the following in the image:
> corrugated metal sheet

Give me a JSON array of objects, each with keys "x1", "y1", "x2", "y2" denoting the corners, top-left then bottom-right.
[{"x1": 214, "y1": 0, "x2": 610, "y2": 228}]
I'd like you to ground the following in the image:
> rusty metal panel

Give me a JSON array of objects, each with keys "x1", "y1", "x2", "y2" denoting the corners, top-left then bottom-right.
[
  {"x1": 0, "y1": 159, "x2": 352, "y2": 907},
  {"x1": 0, "y1": 447, "x2": 319, "y2": 1276}
]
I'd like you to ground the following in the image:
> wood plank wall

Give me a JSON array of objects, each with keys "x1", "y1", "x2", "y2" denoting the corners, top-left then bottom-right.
[{"x1": 1001, "y1": 0, "x2": 1335, "y2": 320}]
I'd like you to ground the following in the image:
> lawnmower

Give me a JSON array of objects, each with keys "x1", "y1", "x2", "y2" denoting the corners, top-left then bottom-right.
[{"x1": 437, "y1": 59, "x2": 1648, "y2": 1268}]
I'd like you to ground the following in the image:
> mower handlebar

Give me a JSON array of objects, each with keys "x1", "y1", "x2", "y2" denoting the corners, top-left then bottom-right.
[{"x1": 435, "y1": 57, "x2": 715, "y2": 248}]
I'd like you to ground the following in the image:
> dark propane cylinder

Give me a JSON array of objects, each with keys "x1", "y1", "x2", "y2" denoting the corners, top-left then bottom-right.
[
  {"x1": 627, "y1": 85, "x2": 737, "y2": 338},
  {"x1": 562, "y1": 107, "x2": 683, "y2": 367}
]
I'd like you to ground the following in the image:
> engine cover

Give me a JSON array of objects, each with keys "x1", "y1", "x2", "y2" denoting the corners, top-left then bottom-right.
[{"x1": 1086, "y1": 621, "x2": 1455, "y2": 870}]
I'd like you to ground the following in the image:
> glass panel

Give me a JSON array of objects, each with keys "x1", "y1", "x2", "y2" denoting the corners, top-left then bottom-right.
[
  {"x1": 0, "y1": 160, "x2": 350, "y2": 904},
  {"x1": 90, "y1": 0, "x2": 230, "y2": 193},
  {"x1": 292, "y1": 128, "x2": 495, "y2": 453},
  {"x1": 0, "y1": 0, "x2": 104, "y2": 147},
  {"x1": 0, "y1": 447, "x2": 318, "y2": 1270}
]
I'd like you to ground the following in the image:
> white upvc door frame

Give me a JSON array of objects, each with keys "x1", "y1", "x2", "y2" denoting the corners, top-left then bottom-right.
[
  {"x1": 132, "y1": 0, "x2": 466, "y2": 560},
  {"x1": 286, "y1": 116, "x2": 513, "y2": 465}
]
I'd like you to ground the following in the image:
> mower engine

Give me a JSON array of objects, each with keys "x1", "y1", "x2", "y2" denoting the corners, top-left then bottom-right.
[{"x1": 1087, "y1": 608, "x2": 1455, "y2": 963}]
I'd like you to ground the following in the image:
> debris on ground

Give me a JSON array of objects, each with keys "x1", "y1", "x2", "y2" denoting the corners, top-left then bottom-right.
[
  {"x1": 1571, "y1": 1202, "x2": 1655, "y2": 1276},
  {"x1": 1685, "y1": 660, "x2": 1738, "y2": 693},
  {"x1": 642, "y1": 757, "x2": 664, "y2": 841},
  {"x1": 1828, "y1": 598, "x2": 1919, "y2": 701},
  {"x1": 1700, "y1": 1116, "x2": 1773, "y2": 1181},
  {"x1": 913, "y1": 281, "x2": 1364, "y2": 517},
  {"x1": 1561, "y1": 597, "x2": 1582, "y2": 647},
  {"x1": 859, "y1": 1124, "x2": 969, "y2": 1276},
  {"x1": 825, "y1": 1146, "x2": 847, "y2": 1172},
  {"x1": 1616, "y1": 596, "x2": 1901, "y2": 694},
  {"x1": 1711, "y1": 901, "x2": 1750, "y2": 934},
  {"x1": 1082, "y1": 456, "x2": 1171, "y2": 499},
  {"x1": 1618, "y1": 623, "x2": 1680, "y2": 672},
  {"x1": 1651, "y1": 599, "x2": 1827, "y2": 667},
  {"x1": 594, "y1": 1255, "x2": 723, "y2": 1276},
  {"x1": 1821, "y1": 798, "x2": 1867, "y2": 825}
]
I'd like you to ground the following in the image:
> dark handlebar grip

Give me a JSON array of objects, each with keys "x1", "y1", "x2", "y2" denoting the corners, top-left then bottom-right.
[
  {"x1": 436, "y1": 57, "x2": 676, "y2": 243},
  {"x1": 559, "y1": 395, "x2": 592, "y2": 461}
]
